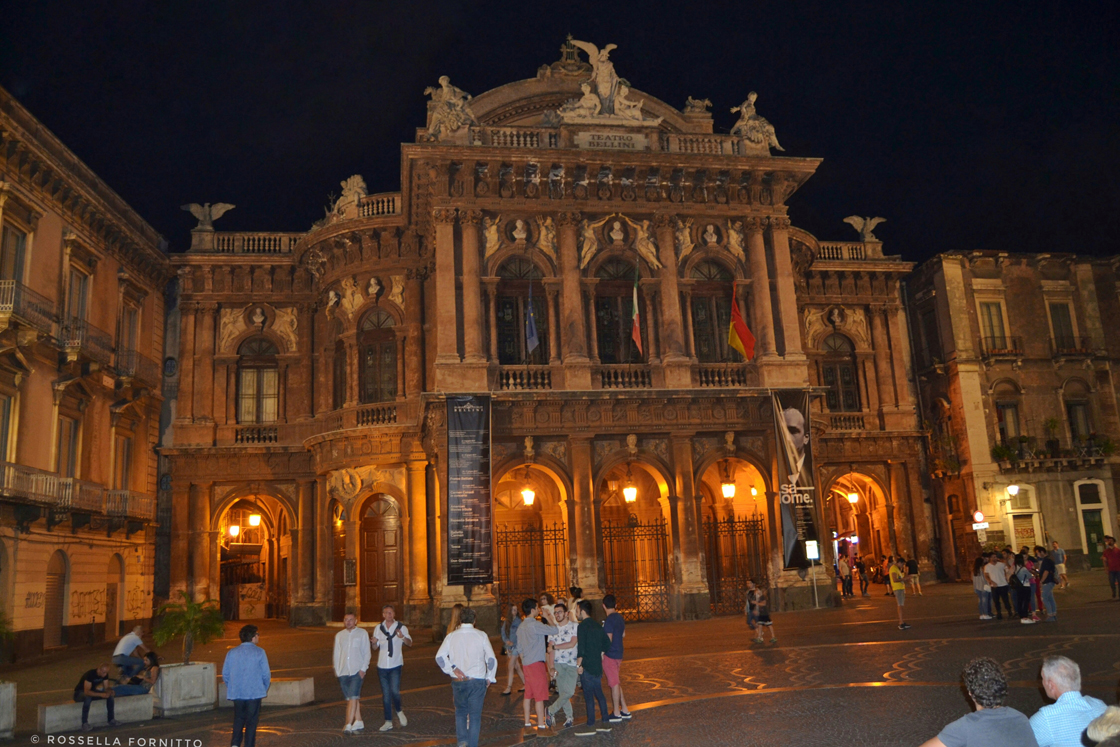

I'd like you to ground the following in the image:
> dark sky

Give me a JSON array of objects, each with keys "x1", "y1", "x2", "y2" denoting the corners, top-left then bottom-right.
[{"x1": 3, "y1": 1, "x2": 1118, "y2": 262}]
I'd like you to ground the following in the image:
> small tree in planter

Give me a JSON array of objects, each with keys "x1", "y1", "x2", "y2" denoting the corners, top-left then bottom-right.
[{"x1": 153, "y1": 591, "x2": 225, "y2": 664}]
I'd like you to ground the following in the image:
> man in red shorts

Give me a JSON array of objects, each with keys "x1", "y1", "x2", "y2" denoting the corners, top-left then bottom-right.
[
  {"x1": 515, "y1": 598, "x2": 559, "y2": 730},
  {"x1": 602, "y1": 594, "x2": 631, "y2": 722}
]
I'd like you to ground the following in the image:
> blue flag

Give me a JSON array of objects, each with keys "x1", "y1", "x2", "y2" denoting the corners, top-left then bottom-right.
[{"x1": 526, "y1": 285, "x2": 540, "y2": 355}]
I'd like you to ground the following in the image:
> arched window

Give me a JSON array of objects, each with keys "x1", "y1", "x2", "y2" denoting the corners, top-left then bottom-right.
[
  {"x1": 332, "y1": 340, "x2": 346, "y2": 410},
  {"x1": 496, "y1": 258, "x2": 548, "y2": 365},
  {"x1": 359, "y1": 310, "x2": 397, "y2": 403},
  {"x1": 594, "y1": 258, "x2": 645, "y2": 364},
  {"x1": 238, "y1": 337, "x2": 279, "y2": 423},
  {"x1": 689, "y1": 260, "x2": 738, "y2": 363},
  {"x1": 820, "y1": 333, "x2": 860, "y2": 412}
]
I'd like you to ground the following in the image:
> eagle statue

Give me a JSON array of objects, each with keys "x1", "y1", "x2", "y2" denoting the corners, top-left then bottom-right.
[
  {"x1": 843, "y1": 216, "x2": 886, "y2": 242},
  {"x1": 181, "y1": 202, "x2": 235, "y2": 230}
]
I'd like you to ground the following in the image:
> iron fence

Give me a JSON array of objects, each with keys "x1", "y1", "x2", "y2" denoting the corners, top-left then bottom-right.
[
  {"x1": 602, "y1": 517, "x2": 672, "y2": 621},
  {"x1": 704, "y1": 515, "x2": 768, "y2": 616},
  {"x1": 495, "y1": 522, "x2": 569, "y2": 615}
]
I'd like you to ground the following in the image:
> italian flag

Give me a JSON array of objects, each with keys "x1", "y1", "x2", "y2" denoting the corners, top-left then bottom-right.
[{"x1": 631, "y1": 262, "x2": 643, "y2": 355}]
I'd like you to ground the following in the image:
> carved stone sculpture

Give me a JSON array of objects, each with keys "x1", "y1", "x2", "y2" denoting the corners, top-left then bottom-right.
[
  {"x1": 727, "y1": 221, "x2": 746, "y2": 262},
  {"x1": 250, "y1": 307, "x2": 266, "y2": 328},
  {"x1": 703, "y1": 224, "x2": 719, "y2": 245},
  {"x1": 329, "y1": 175, "x2": 367, "y2": 221},
  {"x1": 512, "y1": 219, "x2": 528, "y2": 242},
  {"x1": 609, "y1": 221, "x2": 626, "y2": 244},
  {"x1": 327, "y1": 465, "x2": 407, "y2": 503},
  {"x1": 388, "y1": 274, "x2": 405, "y2": 307},
  {"x1": 181, "y1": 202, "x2": 235, "y2": 231},
  {"x1": 535, "y1": 215, "x2": 557, "y2": 263},
  {"x1": 579, "y1": 216, "x2": 610, "y2": 269},
  {"x1": 628, "y1": 218, "x2": 663, "y2": 270},
  {"x1": 626, "y1": 433, "x2": 639, "y2": 456},
  {"x1": 367, "y1": 276, "x2": 382, "y2": 299},
  {"x1": 674, "y1": 217, "x2": 695, "y2": 261},
  {"x1": 325, "y1": 290, "x2": 341, "y2": 319},
  {"x1": 730, "y1": 92, "x2": 784, "y2": 152},
  {"x1": 483, "y1": 215, "x2": 502, "y2": 259},
  {"x1": 271, "y1": 307, "x2": 298, "y2": 352},
  {"x1": 570, "y1": 40, "x2": 620, "y2": 112},
  {"x1": 684, "y1": 96, "x2": 712, "y2": 113},
  {"x1": 424, "y1": 76, "x2": 478, "y2": 140},
  {"x1": 557, "y1": 40, "x2": 663, "y2": 125},
  {"x1": 558, "y1": 82, "x2": 602, "y2": 118},
  {"x1": 613, "y1": 85, "x2": 645, "y2": 121},
  {"x1": 218, "y1": 306, "x2": 250, "y2": 353},
  {"x1": 339, "y1": 277, "x2": 364, "y2": 319},
  {"x1": 843, "y1": 216, "x2": 886, "y2": 242}
]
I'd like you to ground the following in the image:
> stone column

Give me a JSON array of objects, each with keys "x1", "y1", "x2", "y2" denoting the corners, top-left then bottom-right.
[
  {"x1": 584, "y1": 280, "x2": 600, "y2": 365},
  {"x1": 671, "y1": 435, "x2": 710, "y2": 618},
  {"x1": 483, "y1": 278, "x2": 500, "y2": 362},
  {"x1": 178, "y1": 303, "x2": 196, "y2": 421},
  {"x1": 744, "y1": 218, "x2": 777, "y2": 358},
  {"x1": 570, "y1": 437, "x2": 602, "y2": 598},
  {"x1": 169, "y1": 481, "x2": 190, "y2": 597},
  {"x1": 344, "y1": 336, "x2": 359, "y2": 407},
  {"x1": 295, "y1": 304, "x2": 314, "y2": 419},
  {"x1": 654, "y1": 214, "x2": 690, "y2": 386},
  {"x1": 459, "y1": 210, "x2": 485, "y2": 363},
  {"x1": 407, "y1": 459, "x2": 430, "y2": 606},
  {"x1": 194, "y1": 304, "x2": 216, "y2": 421},
  {"x1": 297, "y1": 479, "x2": 315, "y2": 604},
  {"x1": 404, "y1": 269, "x2": 424, "y2": 398},
  {"x1": 545, "y1": 283, "x2": 561, "y2": 365},
  {"x1": 870, "y1": 305, "x2": 897, "y2": 411},
  {"x1": 433, "y1": 208, "x2": 460, "y2": 386},
  {"x1": 766, "y1": 217, "x2": 804, "y2": 359},
  {"x1": 188, "y1": 482, "x2": 212, "y2": 600},
  {"x1": 557, "y1": 212, "x2": 592, "y2": 387},
  {"x1": 886, "y1": 304, "x2": 914, "y2": 408},
  {"x1": 642, "y1": 285, "x2": 659, "y2": 364},
  {"x1": 889, "y1": 460, "x2": 914, "y2": 559},
  {"x1": 315, "y1": 476, "x2": 332, "y2": 608},
  {"x1": 681, "y1": 286, "x2": 697, "y2": 360}
]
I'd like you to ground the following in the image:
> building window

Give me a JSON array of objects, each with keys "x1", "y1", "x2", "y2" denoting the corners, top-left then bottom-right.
[
  {"x1": 1049, "y1": 302, "x2": 1076, "y2": 348},
  {"x1": 332, "y1": 340, "x2": 346, "y2": 410},
  {"x1": 594, "y1": 258, "x2": 645, "y2": 364},
  {"x1": 996, "y1": 402, "x2": 1020, "y2": 444},
  {"x1": 0, "y1": 394, "x2": 11, "y2": 460},
  {"x1": 1066, "y1": 401, "x2": 1091, "y2": 442},
  {"x1": 57, "y1": 416, "x2": 79, "y2": 477},
  {"x1": 66, "y1": 267, "x2": 90, "y2": 322},
  {"x1": 113, "y1": 434, "x2": 132, "y2": 490},
  {"x1": 237, "y1": 337, "x2": 279, "y2": 424},
  {"x1": 689, "y1": 260, "x2": 737, "y2": 363},
  {"x1": 0, "y1": 225, "x2": 26, "y2": 282},
  {"x1": 120, "y1": 305, "x2": 139, "y2": 353},
  {"x1": 496, "y1": 257, "x2": 549, "y2": 365},
  {"x1": 979, "y1": 301, "x2": 1005, "y2": 346},
  {"x1": 820, "y1": 334, "x2": 860, "y2": 412},
  {"x1": 359, "y1": 310, "x2": 397, "y2": 404}
]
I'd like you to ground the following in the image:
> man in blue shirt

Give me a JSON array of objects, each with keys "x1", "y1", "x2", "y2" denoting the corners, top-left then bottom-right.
[
  {"x1": 222, "y1": 625, "x2": 271, "y2": 747},
  {"x1": 601, "y1": 594, "x2": 631, "y2": 723},
  {"x1": 1030, "y1": 656, "x2": 1106, "y2": 747}
]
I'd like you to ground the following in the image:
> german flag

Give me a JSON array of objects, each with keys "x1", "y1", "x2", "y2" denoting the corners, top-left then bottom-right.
[{"x1": 728, "y1": 295, "x2": 756, "y2": 361}]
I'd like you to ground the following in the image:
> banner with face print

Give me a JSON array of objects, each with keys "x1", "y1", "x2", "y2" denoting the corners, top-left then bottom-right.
[{"x1": 773, "y1": 391, "x2": 819, "y2": 569}]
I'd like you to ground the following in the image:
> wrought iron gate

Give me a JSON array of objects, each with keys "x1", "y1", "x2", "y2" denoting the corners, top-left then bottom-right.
[
  {"x1": 704, "y1": 515, "x2": 768, "y2": 615},
  {"x1": 495, "y1": 523, "x2": 569, "y2": 615},
  {"x1": 602, "y1": 517, "x2": 671, "y2": 621}
]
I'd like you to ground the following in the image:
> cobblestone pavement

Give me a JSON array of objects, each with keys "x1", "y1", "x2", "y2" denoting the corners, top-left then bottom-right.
[{"x1": 8, "y1": 571, "x2": 1120, "y2": 746}]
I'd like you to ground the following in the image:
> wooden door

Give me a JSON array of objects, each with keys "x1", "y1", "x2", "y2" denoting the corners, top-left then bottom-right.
[{"x1": 360, "y1": 498, "x2": 401, "y2": 622}]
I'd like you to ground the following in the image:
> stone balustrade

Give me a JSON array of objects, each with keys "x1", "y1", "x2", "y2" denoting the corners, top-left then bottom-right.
[
  {"x1": 696, "y1": 363, "x2": 751, "y2": 388},
  {"x1": 214, "y1": 232, "x2": 302, "y2": 254},
  {"x1": 358, "y1": 192, "x2": 401, "y2": 217},
  {"x1": 598, "y1": 364, "x2": 653, "y2": 389},
  {"x1": 499, "y1": 365, "x2": 553, "y2": 391}
]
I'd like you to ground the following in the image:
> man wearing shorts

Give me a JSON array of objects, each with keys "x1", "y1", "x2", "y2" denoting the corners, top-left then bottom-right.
[
  {"x1": 602, "y1": 594, "x2": 631, "y2": 722},
  {"x1": 333, "y1": 611, "x2": 371, "y2": 734},
  {"x1": 890, "y1": 558, "x2": 911, "y2": 630},
  {"x1": 1050, "y1": 541, "x2": 1068, "y2": 589},
  {"x1": 905, "y1": 555, "x2": 923, "y2": 595},
  {"x1": 371, "y1": 604, "x2": 411, "y2": 731},
  {"x1": 515, "y1": 598, "x2": 558, "y2": 730}
]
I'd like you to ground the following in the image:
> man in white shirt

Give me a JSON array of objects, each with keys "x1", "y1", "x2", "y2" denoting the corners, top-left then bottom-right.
[
  {"x1": 1030, "y1": 656, "x2": 1107, "y2": 747},
  {"x1": 333, "y1": 612, "x2": 371, "y2": 734},
  {"x1": 112, "y1": 625, "x2": 148, "y2": 682},
  {"x1": 984, "y1": 554, "x2": 1013, "y2": 620},
  {"x1": 371, "y1": 604, "x2": 411, "y2": 732},
  {"x1": 435, "y1": 607, "x2": 497, "y2": 747},
  {"x1": 545, "y1": 601, "x2": 579, "y2": 729}
]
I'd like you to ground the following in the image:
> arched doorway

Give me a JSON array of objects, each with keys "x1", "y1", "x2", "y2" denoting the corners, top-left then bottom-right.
[
  {"x1": 105, "y1": 554, "x2": 124, "y2": 641},
  {"x1": 44, "y1": 550, "x2": 68, "y2": 649},
  {"x1": 827, "y1": 471, "x2": 888, "y2": 565},
  {"x1": 360, "y1": 496, "x2": 402, "y2": 621},
  {"x1": 217, "y1": 497, "x2": 292, "y2": 621},
  {"x1": 493, "y1": 464, "x2": 569, "y2": 614},
  {"x1": 696, "y1": 457, "x2": 769, "y2": 615}
]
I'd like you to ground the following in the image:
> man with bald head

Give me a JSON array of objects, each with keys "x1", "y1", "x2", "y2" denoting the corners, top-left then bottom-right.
[
  {"x1": 781, "y1": 407, "x2": 811, "y2": 488},
  {"x1": 1030, "y1": 655, "x2": 1106, "y2": 746}
]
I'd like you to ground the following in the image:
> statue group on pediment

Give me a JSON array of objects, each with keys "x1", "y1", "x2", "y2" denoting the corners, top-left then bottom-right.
[
  {"x1": 731, "y1": 92, "x2": 784, "y2": 152},
  {"x1": 424, "y1": 75, "x2": 478, "y2": 141},
  {"x1": 555, "y1": 40, "x2": 662, "y2": 126}
]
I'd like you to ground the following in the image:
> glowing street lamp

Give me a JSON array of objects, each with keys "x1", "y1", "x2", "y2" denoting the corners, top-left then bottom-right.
[
  {"x1": 622, "y1": 463, "x2": 637, "y2": 503},
  {"x1": 847, "y1": 491, "x2": 859, "y2": 505},
  {"x1": 520, "y1": 466, "x2": 535, "y2": 506},
  {"x1": 720, "y1": 460, "x2": 736, "y2": 499},
  {"x1": 1007, "y1": 484, "x2": 1020, "y2": 497},
  {"x1": 750, "y1": 486, "x2": 758, "y2": 497},
  {"x1": 248, "y1": 514, "x2": 261, "y2": 527},
  {"x1": 229, "y1": 525, "x2": 240, "y2": 538}
]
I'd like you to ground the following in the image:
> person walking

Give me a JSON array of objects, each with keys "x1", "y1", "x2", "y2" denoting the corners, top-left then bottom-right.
[
  {"x1": 435, "y1": 607, "x2": 497, "y2": 747},
  {"x1": 546, "y1": 601, "x2": 579, "y2": 729},
  {"x1": 222, "y1": 625, "x2": 271, "y2": 747},
  {"x1": 856, "y1": 555, "x2": 870, "y2": 597},
  {"x1": 1036, "y1": 545, "x2": 1058, "y2": 621},
  {"x1": 73, "y1": 664, "x2": 118, "y2": 731},
  {"x1": 753, "y1": 585, "x2": 777, "y2": 643},
  {"x1": 838, "y1": 555, "x2": 852, "y2": 598},
  {"x1": 745, "y1": 579, "x2": 760, "y2": 631},
  {"x1": 890, "y1": 557, "x2": 911, "y2": 630},
  {"x1": 516, "y1": 597, "x2": 559, "y2": 730},
  {"x1": 111, "y1": 625, "x2": 149, "y2": 682},
  {"x1": 973, "y1": 556, "x2": 993, "y2": 620},
  {"x1": 500, "y1": 603, "x2": 524, "y2": 696},
  {"x1": 1050, "y1": 541, "x2": 1069, "y2": 590},
  {"x1": 906, "y1": 556, "x2": 923, "y2": 595},
  {"x1": 333, "y1": 611, "x2": 371, "y2": 734},
  {"x1": 984, "y1": 553, "x2": 1013, "y2": 620},
  {"x1": 601, "y1": 594, "x2": 631, "y2": 722},
  {"x1": 1104, "y1": 536, "x2": 1120, "y2": 600},
  {"x1": 574, "y1": 600, "x2": 612, "y2": 737},
  {"x1": 371, "y1": 604, "x2": 411, "y2": 732}
]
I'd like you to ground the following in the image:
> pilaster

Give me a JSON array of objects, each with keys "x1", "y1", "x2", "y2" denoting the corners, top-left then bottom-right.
[
  {"x1": 557, "y1": 211, "x2": 592, "y2": 388},
  {"x1": 654, "y1": 214, "x2": 691, "y2": 387},
  {"x1": 766, "y1": 216, "x2": 805, "y2": 360}
]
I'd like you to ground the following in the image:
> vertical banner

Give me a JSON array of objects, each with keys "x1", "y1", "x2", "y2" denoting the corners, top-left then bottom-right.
[
  {"x1": 447, "y1": 395, "x2": 493, "y2": 585},
  {"x1": 772, "y1": 391, "x2": 819, "y2": 569}
]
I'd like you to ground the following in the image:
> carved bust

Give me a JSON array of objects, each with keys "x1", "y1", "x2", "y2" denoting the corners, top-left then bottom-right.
[
  {"x1": 610, "y1": 221, "x2": 625, "y2": 244},
  {"x1": 703, "y1": 224, "x2": 719, "y2": 245},
  {"x1": 513, "y1": 219, "x2": 528, "y2": 242}
]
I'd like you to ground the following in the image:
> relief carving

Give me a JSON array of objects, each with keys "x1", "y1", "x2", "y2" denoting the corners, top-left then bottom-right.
[
  {"x1": 218, "y1": 306, "x2": 250, "y2": 354},
  {"x1": 327, "y1": 465, "x2": 407, "y2": 504},
  {"x1": 271, "y1": 307, "x2": 298, "y2": 352},
  {"x1": 388, "y1": 274, "x2": 405, "y2": 307}
]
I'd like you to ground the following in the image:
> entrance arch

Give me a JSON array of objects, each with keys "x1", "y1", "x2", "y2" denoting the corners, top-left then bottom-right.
[
  {"x1": 696, "y1": 457, "x2": 769, "y2": 615},
  {"x1": 493, "y1": 463, "x2": 569, "y2": 614},
  {"x1": 826, "y1": 471, "x2": 889, "y2": 564},
  {"x1": 105, "y1": 554, "x2": 124, "y2": 640},
  {"x1": 44, "y1": 550, "x2": 68, "y2": 649},
  {"x1": 359, "y1": 495, "x2": 402, "y2": 621},
  {"x1": 216, "y1": 495, "x2": 292, "y2": 621}
]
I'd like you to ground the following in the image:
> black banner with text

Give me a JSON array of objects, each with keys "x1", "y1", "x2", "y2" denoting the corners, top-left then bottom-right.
[
  {"x1": 773, "y1": 391, "x2": 819, "y2": 569},
  {"x1": 446, "y1": 395, "x2": 493, "y2": 585}
]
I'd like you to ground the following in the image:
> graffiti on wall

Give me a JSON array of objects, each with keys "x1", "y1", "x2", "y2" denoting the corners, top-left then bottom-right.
[
  {"x1": 70, "y1": 589, "x2": 105, "y2": 619},
  {"x1": 126, "y1": 583, "x2": 149, "y2": 620},
  {"x1": 239, "y1": 583, "x2": 265, "y2": 618},
  {"x1": 24, "y1": 591, "x2": 45, "y2": 609}
]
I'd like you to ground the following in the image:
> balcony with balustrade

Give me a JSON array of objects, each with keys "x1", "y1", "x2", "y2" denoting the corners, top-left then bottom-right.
[
  {"x1": 115, "y1": 349, "x2": 162, "y2": 388},
  {"x1": 58, "y1": 317, "x2": 114, "y2": 365},
  {"x1": 214, "y1": 232, "x2": 303, "y2": 254},
  {"x1": 980, "y1": 336, "x2": 1024, "y2": 360},
  {"x1": 1050, "y1": 336, "x2": 1094, "y2": 359},
  {"x1": 0, "y1": 280, "x2": 56, "y2": 335},
  {"x1": 0, "y1": 461, "x2": 156, "y2": 530}
]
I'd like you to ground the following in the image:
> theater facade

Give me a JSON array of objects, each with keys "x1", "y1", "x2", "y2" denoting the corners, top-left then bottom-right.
[{"x1": 163, "y1": 40, "x2": 931, "y2": 628}]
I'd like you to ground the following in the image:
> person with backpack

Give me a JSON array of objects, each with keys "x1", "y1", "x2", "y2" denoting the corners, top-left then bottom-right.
[{"x1": 1009, "y1": 555, "x2": 1034, "y2": 623}]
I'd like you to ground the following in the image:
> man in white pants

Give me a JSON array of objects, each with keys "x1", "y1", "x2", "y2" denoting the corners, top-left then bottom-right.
[{"x1": 333, "y1": 612, "x2": 371, "y2": 734}]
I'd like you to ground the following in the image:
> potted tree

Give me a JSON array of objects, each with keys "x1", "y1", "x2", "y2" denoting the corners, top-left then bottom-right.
[
  {"x1": 1044, "y1": 418, "x2": 1062, "y2": 458},
  {"x1": 151, "y1": 592, "x2": 225, "y2": 717},
  {"x1": 0, "y1": 613, "x2": 13, "y2": 739}
]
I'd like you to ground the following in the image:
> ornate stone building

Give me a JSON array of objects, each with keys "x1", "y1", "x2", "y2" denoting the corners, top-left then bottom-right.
[
  {"x1": 0, "y1": 87, "x2": 168, "y2": 660},
  {"x1": 910, "y1": 252, "x2": 1120, "y2": 579},
  {"x1": 164, "y1": 40, "x2": 930, "y2": 628}
]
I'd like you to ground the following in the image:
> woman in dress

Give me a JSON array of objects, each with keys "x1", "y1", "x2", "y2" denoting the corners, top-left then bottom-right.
[{"x1": 500, "y1": 604, "x2": 524, "y2": 696}]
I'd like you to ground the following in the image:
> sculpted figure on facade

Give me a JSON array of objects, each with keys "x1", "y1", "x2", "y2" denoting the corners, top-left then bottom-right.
[
  {"x1": 388, "y1": 274, "x2": 405, "y2": 307},
  {"x1": 325, "y1": 290, "x2": 341, "y2": 319},
  {"x1": 558, "y1": 82, "x2": 602, "y2": 119},
  {"x1": 684, "y1": 96, "x2": 712, "y2": 113},
  {"x1": 579, "y1": 216, "x2": 610, "y2": 269},
  {"x1": 730, "y1": 92, "x2": 784, "y2": 152},
  {"x1": 271, "y1": 306, "x2": 299, "y2": 352},
  {"x1": 512, "y1": 219, "x2": 528, "y2": 243},
  {"x1": 339, "y1": 276, "x2": 364, "y2": 319},
  {"x1": 570, "y1": 40, "x2": 620, "y2": 110},
  {"x1": 330, "y1": 175, "x2": 367, "y2": 221},
  {"x1": 535, "y1": 215, "x2": 557, "y2": 263},
  {"x1": 674, "y1": 217, "x2": 695, "y2": 260},
  {"x1": 218, "y1": 305, "x2": 250, "y2": 353},
  {"x1": 727, "y1": 221, "x2": 746, "y2": 262},
  {"x1": 609, "y1": 220, "x2": 626, "y2": 244},
  {"x1": 627, "y1": 217, "x2": 663, "y2": 270},
  {"x1": 614, "y1": 85, "x2": 646, "y2": 121},
  {"x1": 367, "y1": 276, "x2": 382, "y2": 300},
  {"x1": 424, "y1": 75, "x2": 478, "y2": 140},
  {"x1": 483, "y1": 215, "x2": 502, "y2": 259},
  {"x1": 327, "y1": 465, "x2": 407, "y2": 504},
  {"x1": 181, "y1": 202, "x2": 235, "y2": 231},
  {"x1": 558, "y1": 40, "x2": 663, "y2": 125},
  {"x1": 703, "y1": 224, "x2": 719, "y2": 245}
]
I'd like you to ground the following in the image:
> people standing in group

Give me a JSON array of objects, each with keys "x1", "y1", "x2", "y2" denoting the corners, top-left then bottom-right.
[
  {"x1": 1050, "y1": 541, "x2": 1069, "y2": 590},
  {"x1": 500, "y1": 603, "x2": 525, "y2": 696},
  {"x1": 890, "y1": 557, "x2": 911, "y2": 630},
  {"x1": 1036, "y1": 545, "x2": 1058, "y2": 622},
  {"x1": 838, "y1": 555, "x2": 853, "y2": 598},
  {"x1": 856, "y1": 555, "x2": 870, "y2": 597},
  {"x1": 372, "y1": 604, "x2": 412, "y2": 732},
  {"x1": 906, "y1": 556, "x2": 923, "y2": 595},
  {"x1": 111, "y1": 625, "x2": 149, "y2": 682},
  {"x1": 333, "y1": 611, "x2": 371, "y2": 734},
  {"x1": 918, "y1": 657, "x2": 1038, "y2": 747},
  {"x1": 753, "y1": 585, "x2": 777, "y2": 644},
  {"x1": 73, "y1": 664, "x2": 118, "y2": 731},
  {"x1": 546, "y1": 601, "x2": 579, "y2": 729},
  {"x1": 1104, "y1": 536, "x2": 1120, "y2": 600},
  {"x1": 601, "y1": 594, "x2": 631, "y2": 722},
  {"x1": 447, "y1": 603, "x2": 464, "y2": 637},
  {"x1": 984, "y1": 553, "x2": 1014, "y2": 620},
  {"x1": 1030, "y1": 655, "x2": 1106, "y2": 746},
  {"x1": 222, "y1": 624, "x2": 271, "y2": 747},
  {"x1": 745, "y1": 579, "x2": 760, "y2": 631},
  {"x1": 1010, "y1": 555, "x2": 1035, "y2": 623},
  {"x1": 112, "y1": 651, "x2": 160, "y2": 697},
  {"x1": 435, "y1": 607, "x2": 497, "y2": 747},
  {"x1": 973, "y1": 556, "x2": 993, "y2": 620},
  {"x1": 516, "y1": 597, "x2": 559, "y2": 730},
  {"x1": 574, "y1": 600, "x2": 612, "y2": 737}
]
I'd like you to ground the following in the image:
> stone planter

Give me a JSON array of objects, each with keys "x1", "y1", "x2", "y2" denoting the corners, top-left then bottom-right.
[
  {"x1": 0, "y1": 681, "x2": 14, "y2": 740},
  {"x1": 154, "y1": 662, "x2": 216, "y2": 717}
]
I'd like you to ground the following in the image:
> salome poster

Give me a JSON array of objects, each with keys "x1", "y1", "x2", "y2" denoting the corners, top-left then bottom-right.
[
  {"x1": 446, "y1": 395, "x2": 493, "y2": 585},
  {"x1": 772, "y1": 391, "x2": 819, "y2": 569}
]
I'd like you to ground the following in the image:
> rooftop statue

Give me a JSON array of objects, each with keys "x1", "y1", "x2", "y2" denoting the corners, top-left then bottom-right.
[
  {"x1": 558, "y1": 40, "x2": 662, "y2": 125},
  {"x1": 181, "y1": 202, "x2": 234, "y2": 231},
  {"x1": 330, "y1": 175, "x2": 367, "y2": 221},
  {"x1": 684, "y1": 96, "x2": 712, "y2": 113},
  {"x1": 843, "y1": 216, "x2": 886, "y2": 242},
  {"x1": 730, "y1": 92, "x2": 784, "y2": 152},
  {"x1": 424, "y1": 75, "x2": 478, "y2": 141},
  {"x1": 570, "y1": 39, "x2": 620, "y2": 112}
]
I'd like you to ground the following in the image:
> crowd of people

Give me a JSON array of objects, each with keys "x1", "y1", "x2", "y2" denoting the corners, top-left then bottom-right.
[{"x1": 970, "y1": 543, "x2": 1063, "y2": 623}]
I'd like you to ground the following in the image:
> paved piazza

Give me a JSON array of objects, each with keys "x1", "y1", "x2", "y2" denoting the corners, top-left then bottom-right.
[{"x1": 10, "y1": 575, "x2": 1120, "y2": 746}]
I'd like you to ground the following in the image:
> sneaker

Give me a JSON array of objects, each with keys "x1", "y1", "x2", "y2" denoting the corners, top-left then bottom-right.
[
  {"x1": 1044, "y1": 617, "x2": 1057, "y2": 622},
  {"x1": 576, "y1": 727, "x2": 597, "y2": 736},
  {"x1": 596, "y1": 726, "x2": 613, "y2": 732},
  {"x1": 344, "y1": 724, "x2": 353, "y2": 733},
  {"x1": 1020, "y1": 618, "x2": 1036, "y2": 624},
  {"x1": 753, "y1": 637, "x2": 763, "y2": 644},
  {"x1": 620, "y1": 711, "x2": 632, "y2": 719},
  {"x1": 979, "y1": 615, "x2": 992, "y2": 620},
  {"x1": 564, "y1": 718, "x2": 574, "y2": 728},
  {"x1": 608, "y1": 714, "x2": 624, "y2": 723},
  {"x1": 899, "y1": 623, "x2": 911, "y2": 630},
  {"x1": 82, "y1": 724, "x2": 92, "y2": 732},
  {"x1": 545, "y1": 711, "x2": 554, "y2": 728},
  {"x1": 767, "y1": 638, "x2": 777, "y2": 645},
  {"x1": 397, "y1": 711, "x2": 407, "y2": 727},
  {"x1": 524, "y1": 723, "x2": 534, "y2": 729},
  {"x1": 379, "y1": 721, "x2": 392, "y2": 732}
]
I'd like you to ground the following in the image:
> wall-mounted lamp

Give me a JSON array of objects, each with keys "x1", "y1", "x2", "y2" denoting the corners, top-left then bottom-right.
[
  {"x1": 623, "y1": 463, "x2": 637, "y2": 503},
  {"x1": 248, "y1": 514, "x2": 261, "y2": 527},
  {"x1": 520, "y1": 465, "x2": 535, "y2": 506}
]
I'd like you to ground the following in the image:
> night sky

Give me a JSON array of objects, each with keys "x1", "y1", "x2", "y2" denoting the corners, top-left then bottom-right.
[{"x1": 2, "y1": 2, "x2": 1118, "y2": 263}]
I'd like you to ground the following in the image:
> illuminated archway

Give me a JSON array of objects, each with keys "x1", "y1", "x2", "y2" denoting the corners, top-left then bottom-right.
[
  {"x1": 216, "y1": 495, "x2": 292, "y2": 621},
  {"x1": 826, "y1": 471, "x2": 889, "y2": 563}
]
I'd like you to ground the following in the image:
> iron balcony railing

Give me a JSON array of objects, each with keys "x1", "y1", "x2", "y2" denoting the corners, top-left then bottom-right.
[
  {"x1": 58, "y1": 477, "x2": 106, "y2": 513},
  {"x1": 116, "y1": 349, "x2": 163, "y2": 387},
  {"x1": 980, "y1": 336, "x2": 1023, "y2": 357},
  {"x1": 0, "y1": 461, "x2": 65, "y2": 506},
  {"x1": 1051, "y1": 336, "x2": 1093, "y2": 357},
  {"x1": 58, "y1": 317, "x2": 114, "y2": 365},
  {"x1": 0, "y1": 280, "x2": 57, "y2": 333},
  {"x1": 106, "y1": 489, "x2": 155, "y2": 520}
]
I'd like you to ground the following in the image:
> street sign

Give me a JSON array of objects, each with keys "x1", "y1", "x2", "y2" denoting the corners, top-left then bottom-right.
[
  {"x1": 972, "y1": 522, "x2": 989, "y2": 530},
  {"x1": 977, "y1": 529, "x2": 988, "y2": 543},
  {"x1": 805, "y1": 540, "x2": 820, "y2": 560}
]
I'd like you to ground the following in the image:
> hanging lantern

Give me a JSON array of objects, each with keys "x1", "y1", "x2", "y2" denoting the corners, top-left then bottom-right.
[
  {"x1": 1007, "y1": 484, "x2": 1020, "y2": 496},
  {"x1": 229, "y1": 525, "x2": 240, "y2": 537},
  {"x1": 720, "y1": 460, "x2": 736, "y2": 499},
  {"x1": 622, "y1": 463, "x2": 637, "y2": 503},
  {"x1": 845, "y1": 463, "x2": 859, "y2": 504},
  {"x1": 520, "y1": 465, "x2": 535, "y2": 506},
  {"x1": 750, "y1": 485, "x2": 758, "y2": 497},
  {"x1": 248, "y1": 514, "x2": 262, "y2": 527},
  {"x1": 847, "y1": 492, "x2": 859, "y2": 505}
]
